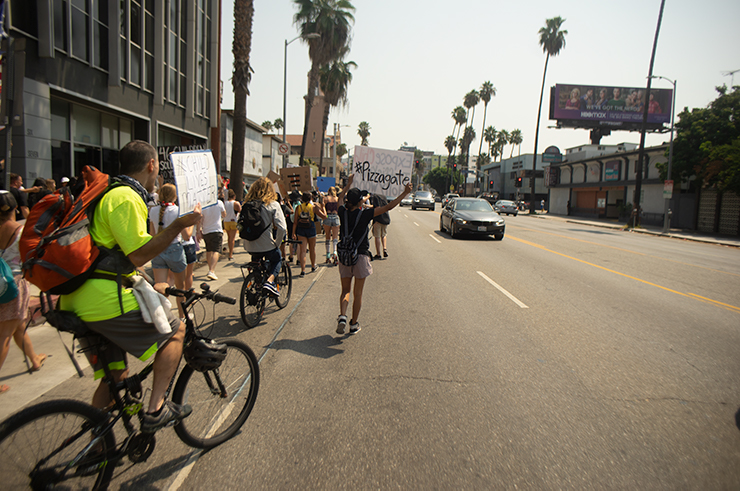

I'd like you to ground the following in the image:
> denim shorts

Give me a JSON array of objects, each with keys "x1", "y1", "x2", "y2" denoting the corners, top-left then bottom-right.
[
  {"x1": 183, "y1": 242, "x2": 197, "y2": 265},
  {"x1": 295, "y1": 224, "x2": 316, "y2": 238},
  {"x1": 323, "y1": 214, "x2": 340, "y2": 228},
  {"x1": 151, "y1": 241, "x2": 187, "y2": 273}
]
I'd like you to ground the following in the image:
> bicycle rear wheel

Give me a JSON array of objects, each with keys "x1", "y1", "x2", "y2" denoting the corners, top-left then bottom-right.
[
  {"x1": 275, "y1": 260, "x2": 292, "y2": 309},
  {"x1": 172, "y1": 338, "x2": 260, "y2": 449},
  {"x1": 0, "y1": 399, "x2": 116, "y2": 490},
  {"x1": 240, "y1": 271, "x2": 265, "y2": 328}
]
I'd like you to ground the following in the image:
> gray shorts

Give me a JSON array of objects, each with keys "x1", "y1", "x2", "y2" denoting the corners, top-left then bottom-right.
[
  {"x1": 338, "y1": 253, "x2": 373, "y2": 279},
  {"x1": 79, "y1": 310, "x2": 180, "y2": 380},
  {"x1": 323, "y1": 214, "x2": 340, "y2": 228}
]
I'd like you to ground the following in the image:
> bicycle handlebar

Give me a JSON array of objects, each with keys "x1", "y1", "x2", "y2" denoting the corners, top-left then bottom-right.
[{"x1": 165, "y1": 283, "x2": 236, "y2": 307}]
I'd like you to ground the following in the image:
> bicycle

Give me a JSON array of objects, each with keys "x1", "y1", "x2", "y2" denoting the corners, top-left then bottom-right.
[
  {"x1": 0, "y1": 284, "x2": 259, "y2": 490},
  {"x1": 239, "y1": 241, "x2": 300, "y2": 328}
]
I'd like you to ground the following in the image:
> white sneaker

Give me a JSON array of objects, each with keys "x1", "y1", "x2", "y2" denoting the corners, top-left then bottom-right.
[{"x1": 206, "y1": 271, "x2": 218, "y2": 280}]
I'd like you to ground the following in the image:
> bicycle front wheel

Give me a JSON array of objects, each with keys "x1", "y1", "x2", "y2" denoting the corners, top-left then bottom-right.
[
  {"x1": 172, "y1": 338, "x2": 260, "y2": 449},
  {"x1": 0, "y1": 399, "x2": 117, "y2": 490},
  {"x1": 275, "y1": 260, "x2": 293, "y2": 309},
  {"x1": 240, "y1": 272, "x2": 265, "y2": 328}
]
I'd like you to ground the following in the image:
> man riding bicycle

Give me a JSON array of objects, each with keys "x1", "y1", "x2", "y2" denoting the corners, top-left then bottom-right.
[
  {"x1": 242, "y1": 177, "x2": 287, "y2": 297},
  {"x1": 58, "y1": 140, "x2": 202, "y2": 433}
]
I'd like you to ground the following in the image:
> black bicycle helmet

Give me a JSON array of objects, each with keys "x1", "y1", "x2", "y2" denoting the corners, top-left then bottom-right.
[{"x1": 184, "y1": 338, "x2": 228, "y2": 372}]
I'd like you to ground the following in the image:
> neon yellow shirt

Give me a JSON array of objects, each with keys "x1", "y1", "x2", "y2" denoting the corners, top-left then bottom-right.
[{"x1": 58, "y1": 186, "x2": 152, "y2": 322}]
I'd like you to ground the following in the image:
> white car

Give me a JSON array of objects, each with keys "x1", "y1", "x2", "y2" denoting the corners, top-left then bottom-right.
[{"x1": 400, "y1": 194, "x2": 414, "y2": 207}]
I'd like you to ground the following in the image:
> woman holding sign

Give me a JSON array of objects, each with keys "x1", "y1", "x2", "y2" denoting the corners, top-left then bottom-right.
[
  {"x1": 335, "y1": 176, "x2": 413, "y2": 336},
  {"x1": 292, "y1": 192, "x2": 326, "y2": 278}
]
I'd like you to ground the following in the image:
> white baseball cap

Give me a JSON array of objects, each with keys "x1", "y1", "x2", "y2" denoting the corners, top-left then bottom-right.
[{"x1": 61, "y1": 177, "x2": 69, "y2": 183}]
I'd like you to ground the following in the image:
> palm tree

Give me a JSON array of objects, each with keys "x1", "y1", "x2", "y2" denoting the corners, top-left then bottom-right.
[
  {"x1": 531, "y1": 16, "x2": 567, "y2": 211},
  {"x1": 461, "y1": 126, "x2": 476, "y2": 168},
  {"x1": 261, "y1": 120, "x2": 274, "y2": 133},
  {"x1": 229, "y1": 0, "x2": 255, "y2": 201},
  {"x1": 509, "y1": 129, "x2": 523, "y2": 158},
  {"x1": 357, "y1": 121, "x2": 371, "y2": 146},
  {"x1": 477, "y1": 81, "x2": 496, "y2": 157},
  {"x1": 484, "y1": 126, "x2": 497, "y2": 156},
  {"x1": 274, "y1": 118, "x2": 284, "y2": 133},
  {"x1": 463, "y1": 90, "x2": 480, "y2": 131},
  {"x1": 452, "y1": 106, "x2": 467, "y2": 153},
  {"x1": 293, "y1": 0, "x2": 355, "y2": 166},
  {"x1": 497, "y1": 130, "x2": 510, "y2": 162},
  {"x1": 318, "y1": 58, "x2": 356, "y2": 173},
  {"x1": 444, "y1": 135, "x2": 456, "y2": 159}
]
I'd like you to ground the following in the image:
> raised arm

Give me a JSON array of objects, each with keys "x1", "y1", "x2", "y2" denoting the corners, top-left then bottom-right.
[{"x1": 374, "y1": 183, "x2": 413, "y2": 217}]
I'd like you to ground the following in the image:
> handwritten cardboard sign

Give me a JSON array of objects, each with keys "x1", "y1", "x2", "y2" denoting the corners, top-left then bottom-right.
[
  {"x1": 158, "y1": 144, "x2": 205, "y2": 185},
  {"x1": 279, "y1": 166, "x2": 312, "y2": 192},
  {"x1": 169, "y1": 150, "x2": 219, "y2": 215},
  {"x1": 352, "y1": 146, "x2": 412, "y2": 196}
]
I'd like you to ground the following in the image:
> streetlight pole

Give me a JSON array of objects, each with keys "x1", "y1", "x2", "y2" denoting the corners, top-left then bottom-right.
[
  {"x1": 650, "y1": 75, "x2": 676, "y2": 234},
  {"x1": 282, "y1": 33, "x2": 320, "y2": 168}
]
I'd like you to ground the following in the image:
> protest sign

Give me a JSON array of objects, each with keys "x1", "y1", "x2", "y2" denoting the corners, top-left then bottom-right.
[
  {"x1": 158, "y1": 144, "x2": 205, "y2": 184},
  {"x1": 279, "y1": 166, "x2": 312, "y2": 192},
  {"x1": 170, "y1": 150, "x2": 219, "y2": 215},
  {"x1": 316, "y1": 176, "x2": 336, "y2": 193},
  {"x1": 352, "y1": 146, "x2": 412, "y2": 196}
]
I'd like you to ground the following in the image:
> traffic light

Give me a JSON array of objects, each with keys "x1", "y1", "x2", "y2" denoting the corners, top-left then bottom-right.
[
  {"x1": 489, "y1": 180, "x2": 494, "y2": 187},
  {"x1": 453, "y1": 162, "x2": 457, "y2": 171},
  {"x1": 515, "y1": 176, "x2": 522, "y2": 187}
]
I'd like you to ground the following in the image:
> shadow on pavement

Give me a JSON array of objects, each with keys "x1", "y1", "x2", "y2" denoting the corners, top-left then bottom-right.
[
  {"x1": 115, "y1": 452, "x2": 194, "y2": 490},
  {"x1": 270, "y1": 334, "x2": 344, "y2": 359}
]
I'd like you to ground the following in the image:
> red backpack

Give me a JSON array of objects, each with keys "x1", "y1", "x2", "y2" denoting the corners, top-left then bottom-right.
[{"x1": 20, "y1": 165, "x2": 112, "y2": 294}]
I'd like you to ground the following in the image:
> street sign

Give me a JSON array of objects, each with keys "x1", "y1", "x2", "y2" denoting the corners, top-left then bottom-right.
[
  {"x1": 663, "y1": 180, "x2": 673, "y2": 199},
  {"x1": 278, "y1": 142, "x2": 291, "y2": 156}
]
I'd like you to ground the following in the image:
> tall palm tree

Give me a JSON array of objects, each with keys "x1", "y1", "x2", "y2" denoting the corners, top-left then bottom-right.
[
  {"x1": 318, "y1": 59, "x2": 356, "y2": 173},
  {"x1": 531, "y1": 16, "x2": 567, "y2": 212},
  {"x1": 477, "y1": 81, "x2": 496, "y2": 157},
  {"x1": 461, "y1": 126, "x2": 476, "y2": 167},
  {"x1": 463, "y1": 90, "x2": 480, "y2": 131},
  {"x1": 229, "y1": 0, "x2": 255, "y2": 201},
  {"x1": 509, "y1": 129, "x2": 523, "y2": 158},
  {"x1": 484, "y1": 126, "x2": 497, "y2": 156},
  {"x1": 261, "y1": 120, "x2": 274, "y2": 133},
  {"x1": 273, "y1": 118, "x2": 284, "y2": 133},
  {"x1": 357, "y1": 121, "x2": 371, "y2": 146},
  {"x1": 444, "y1": 135, "x2": 456, "y2": 159},
  {"x1": 293, "y1": 0, "x2": 355, "y2": 166},
  {"x1": 451, "y1": 106, "x2": 467, "y2": 154},
  {"x1": 497, "y1": 129, "x2": 510, "y2": 162}
]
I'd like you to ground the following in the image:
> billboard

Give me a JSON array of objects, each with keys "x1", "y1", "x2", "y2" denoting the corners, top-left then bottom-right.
[{"x1": 550, "y1": 84, "x2": 672, "y2": 130}]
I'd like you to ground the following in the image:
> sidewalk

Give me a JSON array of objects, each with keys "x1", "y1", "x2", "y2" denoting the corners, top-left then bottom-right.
[
  {"x1": 0, "y1": 238, "x2": 244, "y2": 421},
  {"x1": 526, "y1": 212, "x2": 740, "y2": 248}
]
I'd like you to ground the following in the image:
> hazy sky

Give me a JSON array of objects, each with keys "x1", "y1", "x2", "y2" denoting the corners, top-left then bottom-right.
[{"x1": 220, "y1": 0, "x2": 740, "y2": 157}]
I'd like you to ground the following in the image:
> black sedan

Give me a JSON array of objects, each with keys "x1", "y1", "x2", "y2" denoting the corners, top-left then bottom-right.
[{"x1": 439, "y1": 198, "x2": 506, "y2": 240}]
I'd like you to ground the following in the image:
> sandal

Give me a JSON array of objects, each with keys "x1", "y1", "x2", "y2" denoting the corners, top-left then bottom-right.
[
  {"x1": 0, "y1": 384, "x2": 9, "y2": 394},
  {"x1": 31, "y1": 354, "x2": 47, "y2": 372}
]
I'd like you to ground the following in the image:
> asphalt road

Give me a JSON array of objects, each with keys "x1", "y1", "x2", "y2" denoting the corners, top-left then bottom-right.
[{"x1": 20, "y1": 208, "x2": 740, "y2": 489}]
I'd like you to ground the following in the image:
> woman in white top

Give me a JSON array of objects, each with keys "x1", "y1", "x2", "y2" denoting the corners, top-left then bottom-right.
[
  {"x1": 0, "y1": 191, "x2": 46, "y2": 395},
  {"x1": 148, "y1": 184, "x2": 187, "y2": 318},
  {"x1": 223, "y1": 189, "x2": 242, "y2": 260}
]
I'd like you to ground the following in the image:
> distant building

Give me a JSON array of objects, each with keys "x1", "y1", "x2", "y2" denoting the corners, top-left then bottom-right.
[{"x1": 220, "y1": 111, "x2": 265, "y2": 187}]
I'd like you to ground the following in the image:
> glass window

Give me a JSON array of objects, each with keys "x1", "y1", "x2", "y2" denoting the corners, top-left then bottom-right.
[
  {"x1": 52, "y1": 141, "x2": 72, "y2": 185},
  {"x1": 10, "y1": 0, "x2": 38, "y2": 38},
  {"x1": 119, "y1": 119, "x2": 133, "y2": 146},
  {"x1": 54, "y1": 0, "x2": 68, "y2": 52},
  {"x1": 101, "y1": 113, "x2": 118, "y2": 149},
  {"x1": 51, "y1": 99, "x2": 70, "y2": 141},
  {"x1": 71, "y1": 4, "x2": 89, "y2": 60},
  {"x1": 131, "y1": 45, "x2": 141, "y2": 86},
  {"x1": 73, "y1": 105, "x2": 101, "y2": 146},
  {"x1": 130, "y1": 1, "x2": 141, "y2": 45},
  {"x1": 93, "y1": 0, "x2": 109, "y2": 70}
]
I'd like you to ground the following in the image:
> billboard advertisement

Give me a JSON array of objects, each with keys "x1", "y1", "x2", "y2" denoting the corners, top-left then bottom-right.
[{"x1": 550, "y1": 84, "x2": 672, "y2": 128}]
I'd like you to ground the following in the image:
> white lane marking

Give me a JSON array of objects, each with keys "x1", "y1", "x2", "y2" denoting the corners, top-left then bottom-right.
[
  {"x1": 476, "y1": 271, "x2": 529, "y2": 309},
  {"x1": 414, "y1": 222, "x2": 420, "y2": 227},
  {"x1": 429, "y1": 234, "x2": 441, "y2": 243}
]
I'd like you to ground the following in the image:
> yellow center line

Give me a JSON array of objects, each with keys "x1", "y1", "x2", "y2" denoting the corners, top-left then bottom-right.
[
  {"x1": 508, "y1": 224, "x2": 740, "y2": 277},
  {"x1": 508, "y1": 235, "x2": 740, "y2": 314}
]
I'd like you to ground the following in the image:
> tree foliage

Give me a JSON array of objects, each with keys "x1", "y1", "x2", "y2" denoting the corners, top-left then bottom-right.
[
  {"x1": 423, "y1": 166, "x2": 462, "y2": 197},
  {"x1": 669, "y1": 85, "x2": 740, "y2": 194}
]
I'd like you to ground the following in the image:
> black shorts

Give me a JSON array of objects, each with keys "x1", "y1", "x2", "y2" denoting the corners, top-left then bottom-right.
[
  {"x1": 203, "y1": 232, "x2": 223, "y2": 252},
  {"x1": 184, "y1": 242, "x2": 197, "y2": 264}
]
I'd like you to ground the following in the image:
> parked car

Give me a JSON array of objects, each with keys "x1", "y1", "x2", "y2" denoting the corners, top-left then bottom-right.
[
  {"x1": 411, "y1": 191, "x2": 435, "y2": 210},
  {"x1": 439, "y1": 198, "x2": 505, "y2": 240},
  {"x1": 493, "y1": 200, "x2": 518, "y2": 216},
  {"x1": 400, "y1": 194, "x2": 414, "y2": 207},
  {"x1": 442, "y1": 193, "x2": 459, "y2": 208}
]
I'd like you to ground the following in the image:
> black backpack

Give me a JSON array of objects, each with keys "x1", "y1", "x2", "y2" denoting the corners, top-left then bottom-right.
[
  {"x1": 337, "y1": 209, "x2": 369, "y2": 266},
  {"x1": 238, "y1": 200, "x2": 271, "y2": 241}
]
